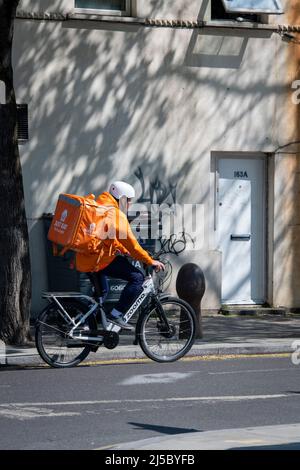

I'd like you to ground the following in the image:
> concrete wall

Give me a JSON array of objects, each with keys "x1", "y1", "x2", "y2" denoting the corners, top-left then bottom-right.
[
  {"x1": 13, "y1": 0, "x2": 299, "y2": 314},
  {"x1": 272, "y1": 0, "x2": 300, "y2": 308},
  {"x1": 273, "y1": 153, "x2": 300, "y2": 308}
]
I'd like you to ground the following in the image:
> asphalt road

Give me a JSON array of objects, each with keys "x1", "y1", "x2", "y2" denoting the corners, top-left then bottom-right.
[{"x1": 0, "y1": 355, "x2": 299, "y2": 450}]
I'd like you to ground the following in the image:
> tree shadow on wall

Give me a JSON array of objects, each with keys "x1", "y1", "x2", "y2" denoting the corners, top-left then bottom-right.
[{"x1": 13, "y1": 0, "x2": 290, "y2": 308}]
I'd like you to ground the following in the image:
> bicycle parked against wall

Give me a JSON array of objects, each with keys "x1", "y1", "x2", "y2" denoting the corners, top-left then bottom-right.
[{"x1": 35, "y1": 262, "x2": 196, "y2": 368}]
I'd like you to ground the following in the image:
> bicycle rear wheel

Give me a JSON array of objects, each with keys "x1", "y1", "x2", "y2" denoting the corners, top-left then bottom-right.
[
  {"x1": 138, "y1": 297, "x2": 196, "y2": 362},
  {"x1": 35, "y1": 299, "x2": 96, "y2": 368}
]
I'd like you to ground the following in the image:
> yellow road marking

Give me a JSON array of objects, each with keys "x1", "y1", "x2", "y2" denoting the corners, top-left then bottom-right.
[
  {"x1": 2, "y1": 352, "x2": 290, "y2": 370},
  {"x1": 80, "y1": 352, "x2": 290, "y2": 367},
  {"x1": 95, "y1": 443, "x2": 121, "y2": 450},
  {"x1": 225, "y1": 439, "x2": 265, "y2": 444}
]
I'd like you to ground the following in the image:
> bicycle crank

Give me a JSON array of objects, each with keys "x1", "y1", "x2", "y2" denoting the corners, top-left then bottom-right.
[{"x1": 103, "y1": 331, "x2": 119, "y2": 350}]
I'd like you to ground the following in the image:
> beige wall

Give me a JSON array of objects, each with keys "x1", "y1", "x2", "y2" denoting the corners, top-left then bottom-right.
[
  {"x1": 273, "y1": 154, "x2": 300, "y2": 307},
  {"x1": 272, "y1": 0, "x2": 300, "y2": 308},
  {"x1": 13, "y1": 0, "x2": 300, "y2": 314}
]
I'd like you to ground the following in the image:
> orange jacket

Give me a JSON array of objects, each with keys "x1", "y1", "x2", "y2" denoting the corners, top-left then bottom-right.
[{"x1": 75, "y1": 192, "x2": 154, "y2": 272}]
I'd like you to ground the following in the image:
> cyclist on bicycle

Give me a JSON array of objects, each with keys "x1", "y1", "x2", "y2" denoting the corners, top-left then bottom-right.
[{"x1": 75, "y1": 181, "x2": 165, "y2": 330}]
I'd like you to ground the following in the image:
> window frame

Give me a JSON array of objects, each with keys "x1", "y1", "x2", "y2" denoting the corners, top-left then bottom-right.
[{"x1": 74, "y1": 0, "x2": 131, "y2": 17}]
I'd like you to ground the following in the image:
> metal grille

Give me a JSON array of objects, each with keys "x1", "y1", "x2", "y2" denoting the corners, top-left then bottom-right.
[{"x1": 17, "y1": 104, "x2": 29, "y2": 142}]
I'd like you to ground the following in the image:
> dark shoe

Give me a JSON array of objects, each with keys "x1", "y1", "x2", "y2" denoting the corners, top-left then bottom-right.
[{"x1": 106, "y1": 313, "x2": 134, "y2": 331}]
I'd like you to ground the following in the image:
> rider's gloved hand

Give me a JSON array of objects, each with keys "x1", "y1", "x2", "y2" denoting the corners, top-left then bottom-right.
[{"x1": 152, "y1": 260, "x2": 165, "y2": 272}]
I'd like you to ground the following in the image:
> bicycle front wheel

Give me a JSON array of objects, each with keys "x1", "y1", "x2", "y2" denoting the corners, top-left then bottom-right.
[
  {"x1": 35, "y1": 299, "x2": 95, "y2": 368},
  {"x1": 138, "y1": 297, "x2": 196, "y2": 362}
]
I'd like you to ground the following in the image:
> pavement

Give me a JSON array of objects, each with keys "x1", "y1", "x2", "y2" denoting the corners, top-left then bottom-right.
[
  {"x1": 1, "y1": 313, "x2": 300, "y2": 450},
  {"x1": 1, "y1": 313, "x2": 300, "y2": 367},
  {"x1": 107, "y1": 423, "x2": 300, "y2": 450}
]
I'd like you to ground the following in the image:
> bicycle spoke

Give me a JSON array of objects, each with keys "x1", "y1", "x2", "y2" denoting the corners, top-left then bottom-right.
[
  {"x1": 139, "y1": 298, "x2": 195, "y2": 362},
  {"x1": 35, "y1": 300, "x2": 94, "y2": 368}
]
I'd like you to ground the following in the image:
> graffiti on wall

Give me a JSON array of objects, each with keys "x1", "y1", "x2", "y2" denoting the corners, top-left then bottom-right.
[{"x1": 134, "y1": 166, "x2": 178, "y2": 205}]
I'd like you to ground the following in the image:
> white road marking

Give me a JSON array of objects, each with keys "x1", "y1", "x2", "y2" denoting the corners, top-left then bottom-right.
[
  {"x1": 209, "y1": 368, "x2": 295, "y2": 375},
  {"x1": 0, "y1": 394, "x2": 293, "y2": 409},
  {"x1": 0, "y1": 394, "x2": 297, "y2": 421},
  {"x1": 0, "y1": 405, "x2": 80, "y2": 420},
  {"x1": 120, "y1": 372, "x2": 194, "y2": 385}
]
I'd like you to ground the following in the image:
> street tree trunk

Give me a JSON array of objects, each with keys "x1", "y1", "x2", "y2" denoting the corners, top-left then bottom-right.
[{"x1": 0, "y1": 0, "x2": 32, "y2": 345}]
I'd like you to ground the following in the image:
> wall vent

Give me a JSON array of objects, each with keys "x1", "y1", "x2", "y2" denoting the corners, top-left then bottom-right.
[{"x1": 17, "y1": 104, "x2": 29, "y2": 142}]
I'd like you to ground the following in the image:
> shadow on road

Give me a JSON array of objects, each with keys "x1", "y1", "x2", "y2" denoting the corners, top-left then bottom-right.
[{"x1": 128, "y1": 421, "x2": 200, "y2": 435}]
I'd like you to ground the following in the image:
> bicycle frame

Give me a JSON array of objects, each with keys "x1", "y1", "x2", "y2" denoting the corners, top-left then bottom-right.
[{"x1": 42, "y1": 275, "x2": 156, "y2": 343}]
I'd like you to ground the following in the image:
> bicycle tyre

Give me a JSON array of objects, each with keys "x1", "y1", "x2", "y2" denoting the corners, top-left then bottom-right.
[
  {"x1": 137, "y1": 296, "x2": 196, "y2": 362},
  {"x1": 35, "y1": 299, "x2": 96, "y2": 368}
]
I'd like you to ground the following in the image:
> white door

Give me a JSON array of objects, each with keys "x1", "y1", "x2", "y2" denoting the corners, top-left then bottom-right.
[{"x1": 218, "y1": 157, "x2": 265, "y2": 304}]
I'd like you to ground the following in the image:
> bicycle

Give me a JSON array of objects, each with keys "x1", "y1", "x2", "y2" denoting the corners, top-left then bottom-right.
[{"x1": 35, "y1": 264, "x2": 197, "y2": 368}]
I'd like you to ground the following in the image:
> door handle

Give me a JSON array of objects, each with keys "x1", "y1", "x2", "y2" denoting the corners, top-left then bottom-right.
[{"x1": 230, "y1": 234, "x2": 251, "y2": 241}]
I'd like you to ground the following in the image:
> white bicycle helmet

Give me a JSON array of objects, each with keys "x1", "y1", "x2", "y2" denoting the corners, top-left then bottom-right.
[{"x1": 109, "y1": 181, "x2": 135, "y2": 200}]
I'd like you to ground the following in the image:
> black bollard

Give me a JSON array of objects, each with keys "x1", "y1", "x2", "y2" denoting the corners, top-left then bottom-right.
[{"x1": 176, "y1": 263, "x2": 206, "y2": 339}]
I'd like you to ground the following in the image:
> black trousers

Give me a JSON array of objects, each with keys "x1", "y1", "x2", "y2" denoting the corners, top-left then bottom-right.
[{"x1": 88, "y1": 256, "x2": 144, "y2": 314}]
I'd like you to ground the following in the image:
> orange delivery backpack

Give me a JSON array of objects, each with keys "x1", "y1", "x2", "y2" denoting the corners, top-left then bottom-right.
[{"x1": 48, "y1": 193, "x2": 109, "y2": 259}]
